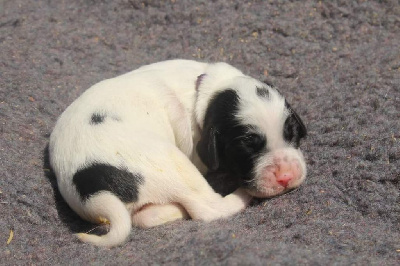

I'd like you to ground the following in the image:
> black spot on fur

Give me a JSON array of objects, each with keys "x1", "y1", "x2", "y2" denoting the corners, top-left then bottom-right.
[
  {"x1": 73, "y1": 163, "x2": 143, "y2": 202},
  {"x1": 256, "y1": 87, "x2": 269, "y2": 98},
  {"x1": 90, "y1": 113, "x2": 106, "y2": 125},
  {"x1": 197, "y1": 89, "x2": 266, "y2": 195}
]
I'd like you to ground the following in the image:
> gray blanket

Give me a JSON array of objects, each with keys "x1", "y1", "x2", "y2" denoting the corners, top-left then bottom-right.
[{"x1": 1, "y1": 0, "x2": 399, "y2": 264}]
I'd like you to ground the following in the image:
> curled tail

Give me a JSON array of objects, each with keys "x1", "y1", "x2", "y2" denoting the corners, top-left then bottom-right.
[{"x1": 75, "y1": 192, "x2": 132, "y2": 247}]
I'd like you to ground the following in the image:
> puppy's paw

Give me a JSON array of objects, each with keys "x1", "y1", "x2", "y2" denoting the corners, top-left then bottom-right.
[
  {"x1": 223, "y1": 188, "x2": 253, "y2": 211},
  {"x1": 223, "y1": 188, "x2": 252, "y2": 216}
]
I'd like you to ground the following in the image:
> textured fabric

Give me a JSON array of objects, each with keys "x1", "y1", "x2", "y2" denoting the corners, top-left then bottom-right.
[{"x1": 1, "y1": 0, "x2": 399, "y2": 264}]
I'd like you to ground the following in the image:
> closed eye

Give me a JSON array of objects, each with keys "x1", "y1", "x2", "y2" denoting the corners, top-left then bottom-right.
[{"x1": 236, "y1": 133, "x2": 266, "y2": 153}]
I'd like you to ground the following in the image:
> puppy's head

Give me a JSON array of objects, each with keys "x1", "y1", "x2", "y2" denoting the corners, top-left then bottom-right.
[{"x1": 196, "y1": 69, "x2": 307, "y2": 198}]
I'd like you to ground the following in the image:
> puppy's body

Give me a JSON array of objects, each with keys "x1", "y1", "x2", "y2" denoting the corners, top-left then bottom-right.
[{"x1": 49, "y1": 60, "x2": 307, "y2": 247}]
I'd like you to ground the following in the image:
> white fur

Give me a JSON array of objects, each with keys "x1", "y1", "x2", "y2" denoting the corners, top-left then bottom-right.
[{"x1": 49, "y1": 59, "x2": 306, "y2": 247}]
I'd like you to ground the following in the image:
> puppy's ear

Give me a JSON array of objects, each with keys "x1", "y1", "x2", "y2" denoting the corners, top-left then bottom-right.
[
  {"x1": 196, "y1": 89, "x2": 239, "y2": 171},
  {"x1": 197, "y1": 126, "x2": 219, "y2": 171},
  {"x1": 285, "y1": 101, "x2": 307, "y2": 139}
]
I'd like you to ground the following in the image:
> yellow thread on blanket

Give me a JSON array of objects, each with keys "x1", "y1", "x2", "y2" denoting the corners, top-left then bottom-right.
[{"x1": 7, "y1": 230, "x2": 13, "y2": 245}]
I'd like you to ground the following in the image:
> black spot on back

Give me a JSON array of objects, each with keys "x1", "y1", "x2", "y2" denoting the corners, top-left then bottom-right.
[
  {"x1": 73, "y1": 163, "x2": 143, "y2": 202},
  {"x1": 90, "y1": 113, "x2": 106, "y2": 125},
  {"x1": 256, "y1": 87, "x2": 269, "y2": 98}
]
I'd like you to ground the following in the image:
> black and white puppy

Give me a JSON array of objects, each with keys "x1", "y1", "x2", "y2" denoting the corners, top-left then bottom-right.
[{"x1": 49, "y1": 60, "x2": 307, "y2": 247}]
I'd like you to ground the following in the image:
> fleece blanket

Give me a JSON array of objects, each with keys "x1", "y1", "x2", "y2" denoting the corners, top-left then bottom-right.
[{"x1": 1, "y1": 0, "x2": 399, "y2": 264}]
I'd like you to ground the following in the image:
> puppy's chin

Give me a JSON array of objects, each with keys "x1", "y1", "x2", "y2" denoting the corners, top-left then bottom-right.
[
  {"x1": 245, "y1": 185, "x2": 299, "y2": 198},
  {"x1": 245, "y1": 186, "x2": 286, "y2": 198}
]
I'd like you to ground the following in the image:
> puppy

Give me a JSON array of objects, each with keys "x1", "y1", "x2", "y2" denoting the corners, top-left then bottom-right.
[{"x1": 49, "y1": 60, "x2": 307, "y2": 247}]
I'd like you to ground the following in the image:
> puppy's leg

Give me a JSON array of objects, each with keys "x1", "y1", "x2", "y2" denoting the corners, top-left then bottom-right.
[
  {"x1": 168, "y1": 148, "x2": 252, "y2": 221},
  {"x1": 132, "y1": 203, "x2": 189, "y2": 228},
  {"x1": 132, "y1": 189, "x2": 250, "y2": 227},
  {"x1": 178, "y1": 188, "x2": 251, "y2": 221}
]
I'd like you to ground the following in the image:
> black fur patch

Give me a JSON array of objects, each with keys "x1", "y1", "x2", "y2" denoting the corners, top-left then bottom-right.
[
  {"x1": 283, "y1": 101, "x2": 307, "y2": 148},
  {"x1": 256, "y1": 87, "x2": 269, "y2": 98},
  {"x1": 204, "y1": 171, "x2": 244, "y2": 197},
  {"x1": 197, "y1": 89, "x2": 266, "y2": 195},
  {"x1": 90, "y1": 113, "x2": 106, "y2": 125},
  {"x1": 73, "y1": 163, "x2": 143, "y2": 202}
]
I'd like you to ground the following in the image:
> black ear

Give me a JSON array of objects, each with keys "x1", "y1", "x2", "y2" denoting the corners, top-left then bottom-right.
[
  {"x1": 196, "y1": 89, "x2": 239, "y2": 171},
  {"x1": 291, "y1": 108, "x2": 307, "y2": 139},
  {"x1": 285, "y1": 100, "x2": 307, "y2": 140},
  {"x1": 197, "y1": 126, "x2": 220, "y2": 171}
]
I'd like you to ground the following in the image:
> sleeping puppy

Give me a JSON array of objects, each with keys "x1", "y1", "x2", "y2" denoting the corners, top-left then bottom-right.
[{"x1": 49, "y1": 59, "x2": 307, "y2": 247}]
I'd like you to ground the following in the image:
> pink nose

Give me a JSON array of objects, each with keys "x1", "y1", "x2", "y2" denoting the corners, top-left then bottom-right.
[{"x1": 276, "y1": 173, "x2": 293, "y2": 188}]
